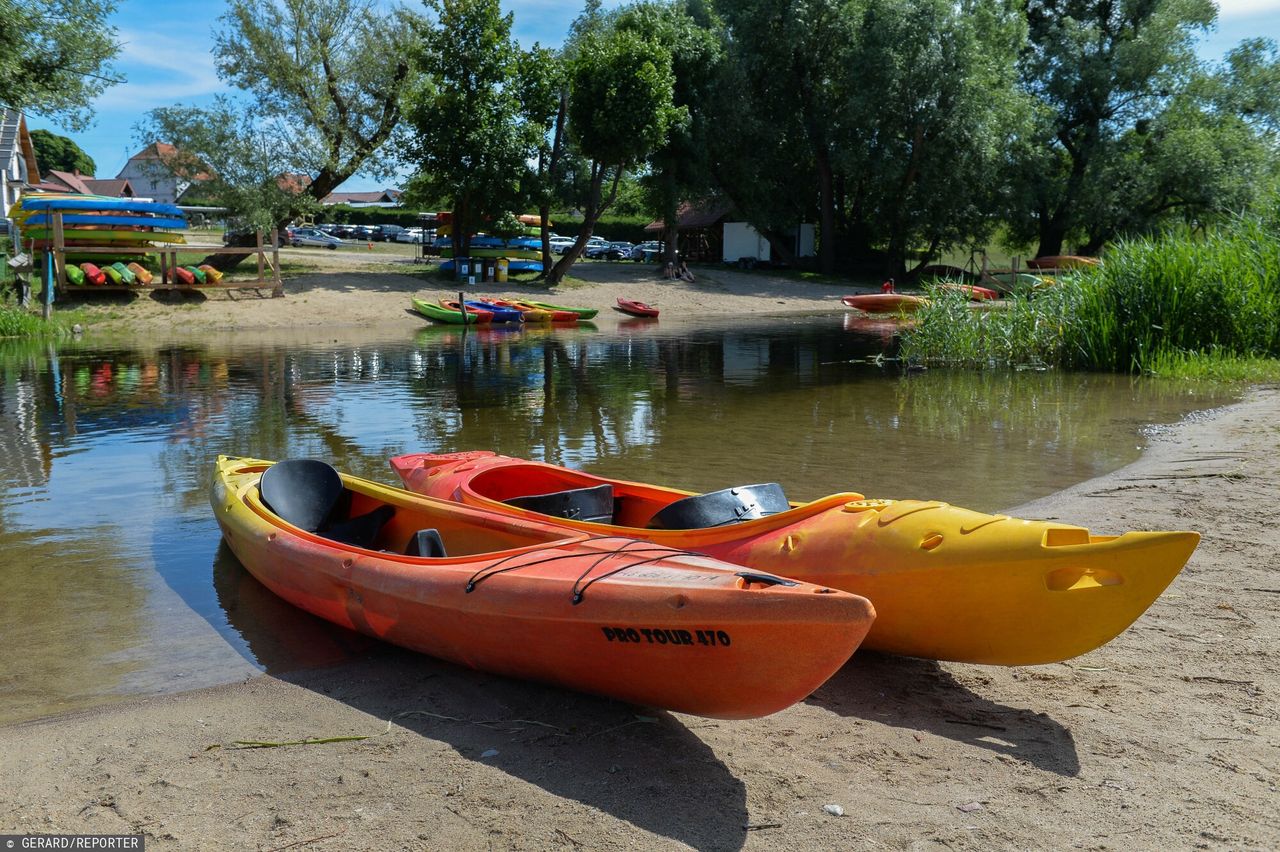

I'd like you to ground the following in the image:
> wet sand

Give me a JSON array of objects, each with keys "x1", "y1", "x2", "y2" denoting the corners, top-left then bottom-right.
[{"x1": 2, "y1": 380, "x2": 1277, "y2": 849}]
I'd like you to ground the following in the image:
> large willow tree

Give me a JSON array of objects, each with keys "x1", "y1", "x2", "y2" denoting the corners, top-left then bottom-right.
[{"x1": 138, "y1": 0, "x2": 416, "y2": 259}]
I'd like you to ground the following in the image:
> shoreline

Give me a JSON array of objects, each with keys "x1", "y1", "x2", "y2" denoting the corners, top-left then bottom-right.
[
  {"x1": 3, "y1": 388, "x2": 1277, "y2": 848},
  {"x1": 55, "y1": 259, "x2": 858, "y2": 336}
]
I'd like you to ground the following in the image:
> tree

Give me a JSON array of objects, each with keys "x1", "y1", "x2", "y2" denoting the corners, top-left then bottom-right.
[
  {"x1": 712, "y1": 0, "x2": 1027, "y2": 275},
  {"x1": 138, "y1": 0, "x2": 416, "y2": 266},
  {"x1": 618, "y1": 1, "x2": 722, "y2": 266},
  {"x1": 0, "y1": 0, "x2": 122, "y2": 129},
  {"x1": 403, "y1": 0, "x2": 545, "y2": 261},
  {"x1": 142, "y1": 97, "x2": 315, "y2": 232},
  {"x1": 1011, "y1": 0, "x2": 1217, "y2": 257},
  {"x1": 545, "y1": 23, "x2": 681, "y2": 284},
  {"x1": 30, "y1": 128, "x2": 96, "y2": 175}
]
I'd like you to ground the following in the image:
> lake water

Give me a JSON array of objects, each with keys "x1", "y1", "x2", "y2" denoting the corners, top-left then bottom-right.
[{"x1": 0, "y1": 313, "x2": 1235, "y2": 723}]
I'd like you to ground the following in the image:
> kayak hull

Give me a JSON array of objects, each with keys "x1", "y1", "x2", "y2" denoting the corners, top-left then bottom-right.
[
  {"x1": 211, "y1": 456, "x2": 875, "y2": 719},
  {"x1": 391, "y1": 452, "x2": 1199, "y2": 666},
  {"x1": 523, "y1": 300, "x2": 599, "y2": 320},
  {"x1": 616, "y1": 297, "x2": 658, "y2": 318},
  {"x1": 841, "y1": 294, "x2": 929, "y2": 314},
  {"x1": 412, "y1": 297, "x2": 481, "y2": 325}
]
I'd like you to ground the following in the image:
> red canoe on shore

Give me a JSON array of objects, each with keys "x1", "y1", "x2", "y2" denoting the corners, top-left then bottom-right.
[
  {"x1": 841, "y1": 293, "x2": 929, "y2": 314},
  {"x1": 615, "y1": 297, "x2": 659, "y2": 318}
]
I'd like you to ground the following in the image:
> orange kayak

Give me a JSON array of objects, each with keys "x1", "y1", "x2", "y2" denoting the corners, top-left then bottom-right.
[
  {"x1": 211, "y1": 456, "x2": 875, "y2": 718},
  {"x1": 391, "y1": 452, "x2": 1200, "y2": 665},
  {"x1": 840, "y1": 293, "x2": 928, "y2": 313}
]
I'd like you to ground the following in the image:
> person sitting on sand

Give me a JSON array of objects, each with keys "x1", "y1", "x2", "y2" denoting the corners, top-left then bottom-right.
[
  {"x1": 679, "y1": 260, "x2": 695, "y2": 282},
  {"x1": 664, "y1": 260, "x2": 677, "y2": 279}
]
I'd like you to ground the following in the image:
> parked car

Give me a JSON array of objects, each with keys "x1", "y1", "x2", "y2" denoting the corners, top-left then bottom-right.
[
  {"x1": 549, "y1": 236, "x2": 577, "y2": 254},
  {"x1": 584, "y1": 239, "x2": 630, "y2": 261},
  {"x1": 350, "y1": 225, "x2": 376, "y2": 241},
  {"x1": 290, "y1": 227, "x2": 343, "y2": 249},
  {"x1": 630, "y1": 240, "x2": 672, "y2": 262},
  {"x1": 317, "y1": 223, "x2": 340, "y2": 234},
  {"x1": 396, "y1": 227, "x2": 427, "y2": 243},
  {"x1": 223, "y1": 227, "x2": 289, "y2": 247},
  {"x1": 372, "y1": 224, "x2": 404, "y2": 241}
]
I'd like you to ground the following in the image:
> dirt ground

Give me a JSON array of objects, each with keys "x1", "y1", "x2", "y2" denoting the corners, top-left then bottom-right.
[
  {"x1": 1, "y1": 369, "x2": 1277, "y2": 849},
  {"x1": 56, "y1": 250, "x2": 855, "y2": 334}
]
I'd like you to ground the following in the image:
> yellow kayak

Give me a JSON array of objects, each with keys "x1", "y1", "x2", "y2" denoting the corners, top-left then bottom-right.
[{"x1": 390, "y1": 451, "x2": 1200, "y2": 665}]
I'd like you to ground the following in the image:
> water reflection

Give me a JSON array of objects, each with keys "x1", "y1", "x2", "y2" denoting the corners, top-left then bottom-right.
[{"x1": 0, "y1": 317, "x2": 1236, "y2": 722}]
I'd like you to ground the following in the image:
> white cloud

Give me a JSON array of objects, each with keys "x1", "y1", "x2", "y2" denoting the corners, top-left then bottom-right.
[
  {"x1": 1216, "y1": 0, "x2": 1280, "y2": 19},
  {"x1": 93, "y1": 28, "x2": 223, "y2": 110}
]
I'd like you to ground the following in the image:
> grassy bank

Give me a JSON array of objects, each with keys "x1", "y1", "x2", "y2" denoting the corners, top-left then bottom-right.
[
  {"x1": 0, "y1": 299, "x2": 58, "y2": 339},
  {"x1": 900, "y1": 215, "x2": 1280, "y2": 378}
]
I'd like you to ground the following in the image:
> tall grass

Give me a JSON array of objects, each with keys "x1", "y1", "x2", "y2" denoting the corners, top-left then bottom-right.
[
  {"x1": 0, "y1": 299, "x2": 49, "y2": 339},
  {"x1": 900, "y1": 214, "x2": 1280, "y2": 375}
]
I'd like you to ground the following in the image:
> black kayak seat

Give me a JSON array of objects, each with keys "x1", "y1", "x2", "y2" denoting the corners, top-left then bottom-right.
[
  {"x1": 406, "y1": 528, "x2": 448, "y2": 558},
  {"x1": 259, "y1": 458, "x2": 394, "y2": 549},
  {"x1": 647, "y1": 483, "x2": 789, "y2": 530},
  {"x1": 505, "y1": 483, "x2": 614, "y2": 524},
  {"x1": 260, "y1": 459, "x2": 344, "y2": 532}
]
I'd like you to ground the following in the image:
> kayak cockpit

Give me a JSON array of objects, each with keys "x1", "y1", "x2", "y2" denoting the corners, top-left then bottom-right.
[
  {"x1": 468, "y1": 463, "x2": 792, "y2": 530},
  {"x1": 239, "y1": 458, "x2": 576, "y2": 558}
]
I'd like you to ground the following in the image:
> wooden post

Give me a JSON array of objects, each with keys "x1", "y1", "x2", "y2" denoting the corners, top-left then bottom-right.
[
  {"x1": 271, "y1": 228, "x2": 283, "y2": 297},
  {"x1": 51, "y1": 211, "x2": 67, "y2": 290},
  {"x1": 256, "y1": 229, "x2": 265, "y2": 286},
  {"x1": 458, "y1": 290, "x2": 467, "y2": 335}
]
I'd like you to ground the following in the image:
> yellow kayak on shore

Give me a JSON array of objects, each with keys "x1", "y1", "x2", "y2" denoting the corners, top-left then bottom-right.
[{"x1": 390, "y1": 451, "x2": 1200, "y2": 666}]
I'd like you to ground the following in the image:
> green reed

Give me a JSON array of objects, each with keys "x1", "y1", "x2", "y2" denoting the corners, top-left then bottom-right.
[
  {"x1": 901, "y1": 214, "x2": 1280, "y2": 374},
  {"x1": 0, "y1": 300, "x2": 50, "y2": 339}
]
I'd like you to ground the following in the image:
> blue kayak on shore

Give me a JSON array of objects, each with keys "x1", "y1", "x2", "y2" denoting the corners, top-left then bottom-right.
[{"x1": 465, "y1": 300, "x2": 523, "y2": 323}]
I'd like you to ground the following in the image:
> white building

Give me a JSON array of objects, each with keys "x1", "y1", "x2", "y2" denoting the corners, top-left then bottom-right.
[
  {"x1": 0, "y1": 110, "x2": 39, "y2": 230},
  {"x1": 115, "y1": 143, "x2": 204, "y2": 204}
]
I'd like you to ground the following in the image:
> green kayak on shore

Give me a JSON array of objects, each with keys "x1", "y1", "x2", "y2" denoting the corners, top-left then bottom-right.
[
  {"x1": 521, "y1": 300, "x2": 599, "y2": 319},
  {"x1": 412, "y1": 297, "x2": 481, "y2": 325}
]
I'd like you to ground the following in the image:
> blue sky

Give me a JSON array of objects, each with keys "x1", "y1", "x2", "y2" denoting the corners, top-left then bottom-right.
[{"x1": 25, "y1": 0, "x2": 1280, "y2": 194}]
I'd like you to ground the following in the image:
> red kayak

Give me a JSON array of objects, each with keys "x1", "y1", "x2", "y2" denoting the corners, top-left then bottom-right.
[
  {"x1": 79, "y1": 263, "x2": 107, "y2": 286},
  {"x1": 615, "y1": 297, "x2": 659, "y2": 318},
  {"x1": 169, "y1": 266, "x2": 196, "y2": 286},
  {"x1": 841, "y1": 293, "x2": 928, "y2": 314},
  {"x1": 440, "y1": 299, "x2": 494, "y2": 323}
]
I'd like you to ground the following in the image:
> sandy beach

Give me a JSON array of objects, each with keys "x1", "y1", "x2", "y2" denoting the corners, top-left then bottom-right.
[
  {"x1": 56, "y1": 252, "x2": 855, "y2": 334},
  {"x1": 2, "y1": 337, "x2": 1276, "y2": 849}
]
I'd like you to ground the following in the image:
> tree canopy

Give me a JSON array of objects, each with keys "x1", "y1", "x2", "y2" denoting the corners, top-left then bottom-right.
[
  {"x1": 0, "y1": 0, "x2": 121, "y2": 129},
  {"x1": 139, "y1": 0, "x2": 417, "y2": 263},
  {"x1": 30, "y1": 129, "x2": 96, "y2": 175},
  {"x1": 402, "y1": 0, "x2": 546, "y2": 256}
]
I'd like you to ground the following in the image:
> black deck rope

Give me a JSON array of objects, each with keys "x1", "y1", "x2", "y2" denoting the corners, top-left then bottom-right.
[{"x1": 464, "y1": 535, "x2": 703, "y2": 604}]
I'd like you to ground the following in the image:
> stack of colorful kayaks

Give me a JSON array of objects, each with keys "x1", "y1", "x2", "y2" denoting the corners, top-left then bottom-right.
[
  {"x1": 211, "y1": 456, "x2": 876, "y2": 719},
  {"x1": 437, "y1": 212, "x2": 546, "y2": 275},
  {"x1": 8, "y1": 194, "x2": 188, "y2": 286},
  {"x1": 389, "y1": 451, "x2": 1200, "y2": 667}
]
